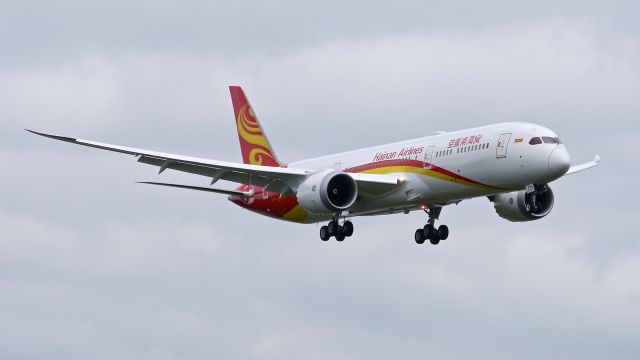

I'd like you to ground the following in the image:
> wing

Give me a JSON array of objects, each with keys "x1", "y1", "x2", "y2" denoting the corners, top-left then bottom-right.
[
  {"x1": 27, "y1": 130, "x2": 402, "y2": 196},
  {"x1": 565, "y1": 155, "x2": 600, "y2": 176}
]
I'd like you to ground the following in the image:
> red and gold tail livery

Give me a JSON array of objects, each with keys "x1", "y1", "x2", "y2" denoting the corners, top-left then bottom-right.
[{"x1": 229, "y1": 86, "x2": 281, "y2": 167}]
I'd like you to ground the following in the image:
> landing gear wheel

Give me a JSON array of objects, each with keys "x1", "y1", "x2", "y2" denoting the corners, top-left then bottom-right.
[
  {"x1": 415, "y1": 229, "x2": 426, "y2": 244},
  {"x1": 320, "y1": 226, "x2": 330, "y2": 241},
  {"x1": 423, "y1": 224, "x2": 435, "y2": 240},
  {"x1": 335, "y1": 227, "x2": 346, "y2": 242},
  {"x1": 437, "y1": 225, "x2": 449, "y2": 241},
  {"x1": 417, "y1": 206, "x2": 448, "y2": 244},
  {"x1": 343, "y1": 221, "x2": 354, "y2": 237},
  {"x1": 327, "y1": 220, "x2": 339, "y2": 236}
]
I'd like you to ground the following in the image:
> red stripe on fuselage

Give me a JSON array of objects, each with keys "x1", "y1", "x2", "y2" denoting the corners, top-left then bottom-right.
[
  {"x1": 345, "y1": 159, "x2": 492, "y2": 188},
  {"x1": 231, "y1": 159, "x2": 495, "y2": 221}
]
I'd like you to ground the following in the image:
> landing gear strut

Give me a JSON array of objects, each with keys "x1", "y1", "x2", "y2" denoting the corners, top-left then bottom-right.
[
  {"x1": 320, "y1": 215, "x2": 354, "y2": 242},
  {"x1": 414, "y1": 206, "x2": 449, "y2": 245}
]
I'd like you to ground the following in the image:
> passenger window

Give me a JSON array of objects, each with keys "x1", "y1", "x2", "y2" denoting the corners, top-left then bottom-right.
[{"x1": 529, "y1": 137, "x2": 542, "y2": 145}]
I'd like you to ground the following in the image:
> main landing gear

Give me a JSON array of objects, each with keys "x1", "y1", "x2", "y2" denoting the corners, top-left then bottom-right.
[
  {"x1": 320, "y1": 216, "x2": 354, "y2": 242},
  {"x1": 414, "y1": 206, "x2": 449, "y2": 245}
]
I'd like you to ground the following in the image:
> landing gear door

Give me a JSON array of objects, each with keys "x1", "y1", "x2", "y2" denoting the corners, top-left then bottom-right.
[
  {"x1": 423, "y1": 145, "x2": 435, "y2": 169},
  {"x1": 496, "y1": 133, "x2": 511, "y2": 159}
]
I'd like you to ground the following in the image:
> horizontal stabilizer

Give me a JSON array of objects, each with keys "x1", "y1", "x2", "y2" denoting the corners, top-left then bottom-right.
[{"x1": 137, "y1": 181, "x2": 253, "y2": 197}]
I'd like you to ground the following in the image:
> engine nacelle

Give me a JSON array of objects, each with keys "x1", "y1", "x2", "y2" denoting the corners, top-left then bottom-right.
[
  {"x1": 296, "y1": 170, "x2": 358, "y2": 215},
  {"x1": 490, "y1": 184, "x2": 554, "y2": 222}
]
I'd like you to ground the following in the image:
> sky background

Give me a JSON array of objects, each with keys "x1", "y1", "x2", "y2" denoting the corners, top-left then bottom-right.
[{"x1": 2, "y1": 0, "x2": 639, "y2": 359}]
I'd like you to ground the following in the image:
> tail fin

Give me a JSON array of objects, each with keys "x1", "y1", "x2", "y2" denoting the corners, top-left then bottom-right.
[{"x1": 229, "y1": 86, "x2": 282, "y2": 167}]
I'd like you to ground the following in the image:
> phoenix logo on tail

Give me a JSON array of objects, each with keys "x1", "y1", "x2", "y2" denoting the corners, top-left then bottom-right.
[{"x1": 230, "y1": 86, "x2": 281, "y2": 167}]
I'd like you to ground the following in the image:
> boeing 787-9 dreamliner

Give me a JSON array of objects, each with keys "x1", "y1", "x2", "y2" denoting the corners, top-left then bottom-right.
[{"x1": 28, "y1": 86, "x2": 600, "y2": 244}]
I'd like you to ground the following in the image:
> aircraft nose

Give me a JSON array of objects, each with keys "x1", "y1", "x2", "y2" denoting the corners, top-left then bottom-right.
[{"x1": 548, "y1": 147, "x2": 571, "y2": 177}]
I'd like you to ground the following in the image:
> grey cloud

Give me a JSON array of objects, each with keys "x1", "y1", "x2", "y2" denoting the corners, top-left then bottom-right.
[
  {"x1": 2, "y1": 1, "x2": 640, "y2": 359},
  {"x1": 2, "y1": 0, "x2": 639, "y2": 63}
]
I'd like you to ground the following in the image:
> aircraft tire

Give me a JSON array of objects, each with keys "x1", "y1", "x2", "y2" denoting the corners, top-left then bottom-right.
[
  {"x1": 327, "y1": 220, "x2": 339, "y2": 236},
  {"x1": 415, "y1": 229, "x2": 426, "y2": 244},
  {"x1": 438, "y1": 225, "x2": 449, "y2": 240},
  {"x1": 320, "y1": 226, "x2": 330, "y2": 241},
  {"x1": 423, "y1": 224, "x2": 435, "y2": 240},
  {"x1": 343, "y1": 221, "x2": 354, "y2": 237}
]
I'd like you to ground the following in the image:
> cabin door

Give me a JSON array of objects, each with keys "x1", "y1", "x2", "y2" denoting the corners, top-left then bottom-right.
[
  {"x1": 496, "y1": 133, "x2": 511, "y2": 159},
  {"x1": 423, "y1": 145, "x2": 435, "y2": 169}
]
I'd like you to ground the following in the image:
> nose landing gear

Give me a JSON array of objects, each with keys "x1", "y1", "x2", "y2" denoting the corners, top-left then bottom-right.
[
  {"x1": 414, "y1": 206, "x2": 449, "y2": 245},
  {"x1": 320, "y1": 216, "x2": 354, "y2": 242}
]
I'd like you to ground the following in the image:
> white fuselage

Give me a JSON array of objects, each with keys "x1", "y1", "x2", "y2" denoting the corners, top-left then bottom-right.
[{"x1": 288, "y1": 122, "x2": 570, "y2": 221}]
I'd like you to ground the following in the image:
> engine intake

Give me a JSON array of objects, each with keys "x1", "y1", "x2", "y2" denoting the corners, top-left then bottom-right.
[
  {"x1": 490, "y1": 184, "x2": 554, "y2": 222},
  {"x1": 296, "y1": 170, "x2": 358, "y2": 214}
]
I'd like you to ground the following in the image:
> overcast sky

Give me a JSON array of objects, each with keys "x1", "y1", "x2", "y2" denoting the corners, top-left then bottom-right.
[{"x1": 2, "y1": 0, "x2": 639, "y2": 359}]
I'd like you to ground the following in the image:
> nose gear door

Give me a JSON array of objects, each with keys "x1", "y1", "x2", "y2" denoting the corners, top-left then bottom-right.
[{"x1": 496, "y1": 133, "x2": 511, "y2": 159}]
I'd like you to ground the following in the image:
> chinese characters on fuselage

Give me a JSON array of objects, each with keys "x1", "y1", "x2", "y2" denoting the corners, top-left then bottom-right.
[{"x1": 447, "y1": 135, "x2": 483, "y2": 148}]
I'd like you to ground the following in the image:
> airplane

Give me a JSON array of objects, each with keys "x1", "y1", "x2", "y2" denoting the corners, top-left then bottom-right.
[{"x1": 27, "y1": 86, "x2": 600, "y2": 244}]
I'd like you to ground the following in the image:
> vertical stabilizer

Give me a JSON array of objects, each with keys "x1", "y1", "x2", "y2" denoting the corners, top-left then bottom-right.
[{"x1": 229, "y1": 86, "x2": 282, "y2": 167}]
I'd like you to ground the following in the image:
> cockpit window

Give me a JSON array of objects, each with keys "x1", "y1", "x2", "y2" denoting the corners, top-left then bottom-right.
[
  {"x1": 542, "y1": 136, "x2": 557, "y2": 144},
  {"x1": 529, "y1": 137, "x2": 542, "y2": 145},
  {"x1": 554, "y1": 137, "x2": 562, "y2": 144}
]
